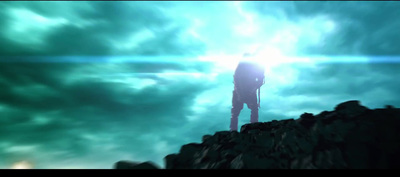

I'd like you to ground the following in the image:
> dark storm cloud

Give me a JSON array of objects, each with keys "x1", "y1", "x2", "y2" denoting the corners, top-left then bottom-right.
[
  {"x1": 0, "y1": 0, "x2": 208, "y2": 125},
  {"x1": 297, "y1": 1, "x2": 400, "y2": 56},
  {"x1": 0, "y1": 1, "x2": 210, "y2": 168},
  {"x1": 62, "y1": 77, "x2": 212, "y2": 129},
  {"x1": 1, "y1": 74, "x2": 209, "y2": 136},
  {"x1": 0, "y1": 63, "x2": 83, "y2": 122},
  {"x1": 0, "y1": 61, "x2": 211, "y2": 116},
  {"x1": 241, "y1": 1, "x2": 400, "y2": 110},
  {"x1": 279, "y1": 63, "x2": 375, "y2": 97},
  {"x1": 0, "y1": 1, "x2": 205, "y2": 56},
  {"x1": 277, "y1": 62, "x2": 400, "y2": 110},
  {"x1": 245, "y1": 1, "x2": 400, "y2": 56},
  {"x1": 0, "y1": 61, "x2": 212, "y2": 127},
  {"x1": 0, "y1": 62, "x2": 213, "y2": 168}
]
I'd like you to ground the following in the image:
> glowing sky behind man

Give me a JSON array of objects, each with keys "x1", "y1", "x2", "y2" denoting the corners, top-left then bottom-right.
[{"x1": 0, "y1": 1, "x2": 399, "y2": 169}]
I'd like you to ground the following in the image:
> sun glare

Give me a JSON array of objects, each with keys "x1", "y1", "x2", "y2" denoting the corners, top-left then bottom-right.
[
  {"x1": 198, "y1": 45, "x2": 293, "y2": 75},
  {"x1": 11, "y1": 161, "x2": 33, "y2": 169}
]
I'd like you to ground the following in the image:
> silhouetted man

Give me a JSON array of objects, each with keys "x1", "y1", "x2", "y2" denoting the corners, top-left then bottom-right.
[{"x1": 230, "y1": 54, "x2": 265, "y2": 131}]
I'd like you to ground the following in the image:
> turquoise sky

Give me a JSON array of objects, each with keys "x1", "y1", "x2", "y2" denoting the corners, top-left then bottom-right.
[{"x1": 0, "y1": 1, "x2": 399, "y2": 169}]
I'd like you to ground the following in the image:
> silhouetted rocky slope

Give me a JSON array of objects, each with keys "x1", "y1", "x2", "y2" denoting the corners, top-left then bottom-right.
[{"x1": 115, "y1": 100, "x2": 400, "y2": 169}]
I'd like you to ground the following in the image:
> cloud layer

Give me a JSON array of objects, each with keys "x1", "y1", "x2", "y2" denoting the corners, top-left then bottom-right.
[{"x1": 1, "y1": 1, "x2": 399, "y2": 168}]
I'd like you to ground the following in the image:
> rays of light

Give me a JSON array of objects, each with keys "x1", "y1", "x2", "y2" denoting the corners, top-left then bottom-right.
[{"x1": 1, "y1": 55, "x2": 399, "y2": 64}]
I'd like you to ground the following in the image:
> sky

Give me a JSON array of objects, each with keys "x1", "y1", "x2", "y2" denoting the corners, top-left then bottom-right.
[{"x1": 0, "y1": 1, "x2": 399, "y2": 169}]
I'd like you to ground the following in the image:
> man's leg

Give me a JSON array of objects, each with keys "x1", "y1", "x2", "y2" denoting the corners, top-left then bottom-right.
[
  {"x1": 231, "y1": 90, "x2": 243, "y2": 131},
  {"x1": 246, "y1": 92, "x2": 259, "y2": 123}
]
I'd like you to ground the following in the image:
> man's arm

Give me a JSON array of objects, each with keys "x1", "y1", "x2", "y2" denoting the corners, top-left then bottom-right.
[
  {"x1": 255, "y1": 65, "x2": 265, "y2": 88},
  {"x1": 255, "y1": 75, "x2": 264, "y2": 88}
]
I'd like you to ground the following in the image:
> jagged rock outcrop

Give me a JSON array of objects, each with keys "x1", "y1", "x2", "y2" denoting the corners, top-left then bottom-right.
[{"x1": 163, "y1": 100, "x2": 400, "y2": 169}]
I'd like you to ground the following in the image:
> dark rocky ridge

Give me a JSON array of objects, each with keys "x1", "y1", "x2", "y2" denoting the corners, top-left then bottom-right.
[
  {"x1": 115, "y1": 100, "x2": 400, "y2": 169},
  {"x1": 114, "y1": 161, "x2": 161, "y2": 169}
]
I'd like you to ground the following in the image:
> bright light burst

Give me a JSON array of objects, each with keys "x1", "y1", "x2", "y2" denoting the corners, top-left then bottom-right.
[
  {"x1": 198, "y1": 45, "x2": 298, "y2": 74},
  {"x1": 11, "y1": 161, "x2": 33, "y2": 169}
]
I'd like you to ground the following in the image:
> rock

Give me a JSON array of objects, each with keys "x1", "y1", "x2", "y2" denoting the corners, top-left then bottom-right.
[
  {"x1": 240, "y1": 122, "x2": 269, "y2": 133},
  {"x1": 202, "y1": 134, "x2": 212, "y2": 143},
  {"x1": 385, "y1": 105, "x2": 394, "y2": 109},
  {"x1": 174, "y1": 143, "x2": 204, "y2": 168},
  {"x1": 343, "y1": 142, "x2": 370, "y2": 169},
  {"x1": 221, "y1": 149, "x2": 239, "y2": 161},
  {"x1": 230, "y1": 154, "x2": 245, "y2": 169},
  {"x1": 198, "y1": 148, "x2": 220, "y2": 163},
  {"x1": 321, "y1": 112, "x2": 339, "y2": 124},
  {"x1": 297, "y1": 112, "x2": 316, "y2": 129},
  {"x1": 290, "y1": 155, "x2": 316, "y2": 169},
  {"x1": 114, "y1": 161, "x2": 160, "y2": 169},
  {"x1": 334, "y1": 100, "x2": 369, "y2": 118},
  {"x1": 313, "y1": 148, "x2": 347, "y2": 169},
  {"x1": 230, "y1": 153, "x2": 275, "y2": 169},
  {"x1": 117, "y1": 100, "x2": 400, "y2": 169},
  {"x1": 164, "y1": 154, "x2": 178, "y2": 169},
  {"x1": 179, "y1": 143, "x2": 203, "y2": 158}
]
